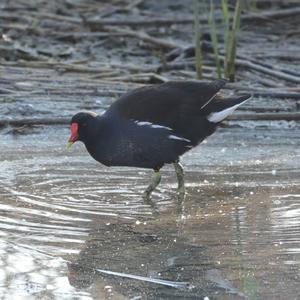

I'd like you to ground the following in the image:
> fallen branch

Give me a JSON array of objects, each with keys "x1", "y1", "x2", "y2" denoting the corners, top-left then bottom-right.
[
  {"x1": 50, "y1": 31, "x2": 126, "y2": 42},
  {"x1": 97, "y1": 0, "x2": 144, "y2": 18},
  {"x1": 234, "y1": 53, "x2": 300, "y2": 78},
  {"x1": 0, "y1": 117, "x2": 70, "y2": 127},
  {"x1": 99, "y1": 72, "x2": 170, "y2": 84},
  {"x1": 250, "y1": 91, "x2": 300, "y2": 99},
  {"x1": 228, "y1": 112, "x2": 300, "y2": 121},
  {"x1": 0, "y1": 45, "x2": 41, "y2": 61},
  {"x1": 0, "y1": 60, "x2": 113, "y2": 74},
  {"x1": 87, "y1": 16, "x2": 204, "y2": 29},
  {"x1": 165, "y1": 54, "x2": 300, "y2": 84},
  {"x1": 159, "y1": 61, "x2": 215, "y2": 72},
  {"x1": 11, "y1": 11, "x2": 82, "y2": 24},
  {"x1": 243, "y1": 6, "x2": 300, "y2": 21},
  {"x1": 0, "y1": 87, "x2": 15, "y2": 94},
  {"x1": 101, "y1": 26, "x2": 186, "y2": 50},
  {"x1": 1, "y1": 112, "x2": 299, "y2": 128},
  {"x1": 224, "y1": 84, "x2": 300, "y2": 98},
  {"x1": 86, "y1": 7, "x2": 300, "y2": 28},
  {"x1": 234, "y1": 58, "x2": 300, "y2": 84}
]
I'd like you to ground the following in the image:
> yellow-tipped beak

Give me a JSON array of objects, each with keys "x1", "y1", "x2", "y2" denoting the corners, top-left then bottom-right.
[{"x1": 66, "y1": 141, "x2": 73, "y2": 150}]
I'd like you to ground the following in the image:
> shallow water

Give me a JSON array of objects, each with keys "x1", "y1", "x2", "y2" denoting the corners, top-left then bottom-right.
[{"x1": 0, "y1": 125, "x2": 299, "y2": 299}]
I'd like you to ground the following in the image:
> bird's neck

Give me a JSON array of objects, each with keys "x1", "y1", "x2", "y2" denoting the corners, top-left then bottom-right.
[{"x1": 82, "y1": 116, "x2": 112, "y2": 166}]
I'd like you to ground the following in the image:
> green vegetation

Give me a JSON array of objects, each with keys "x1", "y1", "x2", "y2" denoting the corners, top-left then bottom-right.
[
  {"x1": 250, "y1": 0, "x2": 257, "y2": 12},
  {"x1": 195, "y1": 0, "x2": 242, "y2": 82},
  {"x1": 194, "y1": 0, "x2": 203, "y2": 79},
  {"x1": 225, "y1": 0, "x2": 241, "y2": 81},
  {"x1": 209, "y1": 0, "x2": 222, "y2": 78}
]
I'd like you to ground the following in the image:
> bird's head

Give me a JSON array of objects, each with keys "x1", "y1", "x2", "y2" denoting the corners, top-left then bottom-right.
[{"x1": 67, "y1": 111, "x2": 98, "y2": 149}]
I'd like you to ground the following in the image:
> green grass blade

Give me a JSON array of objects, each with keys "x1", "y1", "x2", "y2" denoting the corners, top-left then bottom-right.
[
  {"x1": 209, "y1": 0, "x2": 222, "y2": 78},
  {"x1": 250, "y1": 0, "x2": 257, "y2": 12},
  {"x1": 194, "y1": 0, "x2": 202, "y2": 80},
  {"x1": 233, "y1": 0, "x2": 241, "y2": 32},
  {"x1": 221, "y1": 0, "x2": 230, "y2": 77},
  {"x1": 228, "y1": 0, "x2": 241, "y2": 81},
  {"x1": 221, "y1": 0, "x2": 229, "y2": 23}
]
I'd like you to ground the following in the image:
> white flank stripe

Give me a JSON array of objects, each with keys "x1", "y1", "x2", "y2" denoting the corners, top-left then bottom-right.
[
  {"x1": 207, "y1": 100, "x2": 248, "y2": 123},
  {"x1": 150, "y1": 124, "x2": 172, "y2": 130},
  {"x1": 135, "y1": 121, "x2": 152, "y2": 126},
  {"x1": 168, "y1": 135, "x2": 191, "y2": 142},
  {"x1": 133, "y1": 120, "x2": 173, "y2": 131}
]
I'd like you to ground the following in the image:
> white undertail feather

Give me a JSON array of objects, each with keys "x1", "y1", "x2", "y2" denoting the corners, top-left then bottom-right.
[{"x1": 207, "y1": 99, "x2": 248, "y2": 123}]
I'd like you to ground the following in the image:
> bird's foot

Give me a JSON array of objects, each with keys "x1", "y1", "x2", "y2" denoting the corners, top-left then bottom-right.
[
  {"x1": 142, "y1": 169, "x2": 161, "y2": 203},
  {"x1": 177, "y1": 185, "x2": 186, "y2": 197},
  {"x1": 173, "y1": 161, "x2": 185, "y2": 197},
  {"x1": 176, "y1": 184, "x2": 186, "y2": 208},
  {"x1": 143, "y1": 190, "x2": 159, "y2": 216},
  {"x1": 143, "y1": 190, "x2": 152, "y2": 201}
]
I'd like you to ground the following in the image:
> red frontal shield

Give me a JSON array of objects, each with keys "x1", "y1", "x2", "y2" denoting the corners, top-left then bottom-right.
[{"x1": 68, "y1": 123, "x2": 79, "y2": 146}]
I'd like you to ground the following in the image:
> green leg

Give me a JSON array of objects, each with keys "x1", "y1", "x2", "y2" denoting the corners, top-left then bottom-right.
[
  {"x1": 143, "y1": 169, "x2": 161, "y2": 200},
  {"x1": 173, "y1": 161, "x2": 185, "y2": 197}
]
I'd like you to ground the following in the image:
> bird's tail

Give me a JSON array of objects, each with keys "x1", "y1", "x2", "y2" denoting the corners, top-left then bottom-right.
[{"x1": 206, "y1": 94, "x2": 251, "y2": 123}]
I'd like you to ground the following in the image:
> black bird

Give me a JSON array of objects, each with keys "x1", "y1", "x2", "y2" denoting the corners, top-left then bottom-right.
[{"x1": 67, "y1": 79, "x2": 250, "y2": 198}]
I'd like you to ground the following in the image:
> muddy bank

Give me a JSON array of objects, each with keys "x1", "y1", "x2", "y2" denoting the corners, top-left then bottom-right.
[{"x1": 0, "y1": 0, "x2": 300, "y2": 127}]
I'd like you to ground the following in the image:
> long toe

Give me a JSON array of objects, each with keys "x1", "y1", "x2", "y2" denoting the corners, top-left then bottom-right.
[
  {"x1": 143, "y1": 170, "x2": 161, "y2": 200},
  {"x1": 177, "y1": 183, "x2": 185, "y2": 197}
]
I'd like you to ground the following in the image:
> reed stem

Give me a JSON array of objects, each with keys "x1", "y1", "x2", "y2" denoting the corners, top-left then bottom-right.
[
  {"x1": 209, "y1": 0, "x2": 222, "y2": 78},
  {"x1": 227, "y1": 0, "x2": 241, "y2": 82},
  {"x1": 194, "y1": 0, "x2": 202, "y2": 80}
]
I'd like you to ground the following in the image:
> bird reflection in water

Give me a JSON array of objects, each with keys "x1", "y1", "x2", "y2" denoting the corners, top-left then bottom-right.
[{"x1": 66, "y1": 212, "x2": 211, "y2": 298}]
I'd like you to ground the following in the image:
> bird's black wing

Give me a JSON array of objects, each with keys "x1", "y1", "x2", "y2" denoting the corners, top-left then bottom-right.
[{"x1": 106, "y1": 79, "x2": 227, "y2": 131}]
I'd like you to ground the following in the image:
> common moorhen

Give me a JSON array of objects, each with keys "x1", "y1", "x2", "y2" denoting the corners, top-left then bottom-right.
[{"x1": 67, "y1": 79, "x2": 250, "y2": 198}]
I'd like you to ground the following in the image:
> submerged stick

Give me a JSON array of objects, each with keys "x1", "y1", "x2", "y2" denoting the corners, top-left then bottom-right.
[
  {"x1": 95, "y1": 268, "x2": 190, "y2": 289},
  {"x1": 4, "y1": 240, "x2": 190, "y2": 290}
]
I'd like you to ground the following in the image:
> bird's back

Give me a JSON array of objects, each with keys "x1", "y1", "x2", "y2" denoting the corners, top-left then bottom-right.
[{"x1": 108, "y1": 81, "x2": 223, "y2": 135}]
